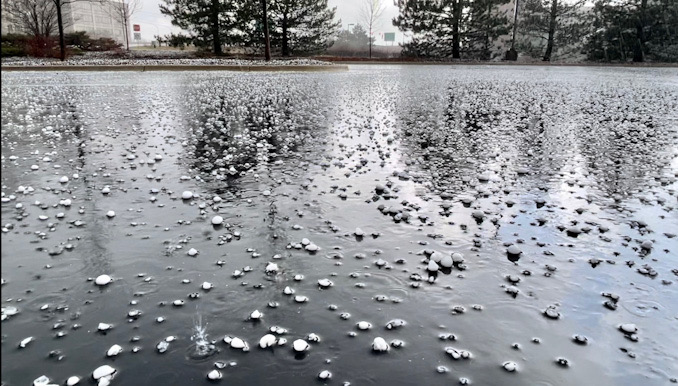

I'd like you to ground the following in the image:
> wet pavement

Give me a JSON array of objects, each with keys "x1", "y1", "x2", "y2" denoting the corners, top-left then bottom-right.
[{"x1": 1, "y1": 65, "x2": 677, "y2": 386}]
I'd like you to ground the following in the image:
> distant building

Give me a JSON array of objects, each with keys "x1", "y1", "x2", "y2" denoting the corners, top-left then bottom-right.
[
  {"x1": 1, "y1": 0, "x2": 127, "y2": 44},
  {"x1": 63, "y1": 1, "x2": 127, "y2": 44},
  {"x1": 0, "y1": 0, "x2": 22, "y2": 35}
]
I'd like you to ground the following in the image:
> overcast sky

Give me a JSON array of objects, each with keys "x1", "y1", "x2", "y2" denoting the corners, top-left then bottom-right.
[{"x1": 132, "y1": 0, "x2": 404, "y2": 44}]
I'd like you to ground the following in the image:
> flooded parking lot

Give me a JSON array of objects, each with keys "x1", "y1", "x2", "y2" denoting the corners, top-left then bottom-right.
[{"x1": 2, "y1": 65, "x2": 677, "y2": 385}]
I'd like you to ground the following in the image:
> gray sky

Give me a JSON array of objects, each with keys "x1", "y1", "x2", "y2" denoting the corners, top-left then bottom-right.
[{"x1": 132, "y1": 0, "x2": 403, "y2": 44}]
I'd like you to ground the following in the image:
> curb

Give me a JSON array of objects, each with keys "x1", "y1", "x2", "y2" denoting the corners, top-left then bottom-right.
[{"x1": 1, "y1": 64, "x2": 349, "y2": 72}]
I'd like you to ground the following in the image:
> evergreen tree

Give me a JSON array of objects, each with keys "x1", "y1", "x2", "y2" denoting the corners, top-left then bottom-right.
[
  {"x1": 159, "y1": 0, "x2": 240, "y2": 54},
  {"x1": 335, "y1": 24, "x2": 370, "y2": 47},
  {"x1": 268, "y1": 0, "x2": 340, "y2": 56},
  {"x1": 516, "y1": 0, "x2": 587, "y2": 61},
  {"x1": 236, "y1": 0, "x2": 339, "y2": 56},
  {"x1": 394, "y1": 0, "x2": 511, "y2": 59},
  {"x1": 467, "y1": 0, "x2": 511, "y2": 59},
  {"x1": 585, "y1": 0, "x2": 677, "y2": 62}
]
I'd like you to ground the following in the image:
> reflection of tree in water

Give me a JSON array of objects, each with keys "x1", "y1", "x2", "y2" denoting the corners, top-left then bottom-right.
[
  {"x1": 396, "y1": 81, "x2": 519, "y2": 195},
  {"x1": 575, "y1": 87, "x2": 676, "y2": 199},
  {"x1": 185, "y1": 77, "x2": 332, "y2": 180}
]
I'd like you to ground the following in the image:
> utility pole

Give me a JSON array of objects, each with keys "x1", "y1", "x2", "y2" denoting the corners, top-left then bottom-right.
[{"x1": 261, "y1": 0, "x2": 271, "y2": 61}]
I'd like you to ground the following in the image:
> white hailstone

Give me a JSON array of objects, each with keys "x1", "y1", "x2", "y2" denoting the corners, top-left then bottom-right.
[
  {"x1": 97, "y1": 323, "x2": 112, "y2": 331},
  {"x1": 471, "y1": 210, "x2": 485, "y2": 220},
  {"x1": 19, "y1": 337, "x2": 34, "y2": 348},
  {"x1": 106, "y1": 211, "x2": 115, "y2": 218},
  {"x1": 294, "y1": 274, "x2": 304, "y2": 281},
  {"x1": 641, "y1": 240, "x2": 653, "y2": 250},
  {"x1": 283, "y1": 286, "x2": 295, "y2": 295},
  {"x1": 301, "y1": 238, "x2": 311, "y2": 245},
  {"x1": 95, "y1": 275, "x2": 112, "y2": 286},
  {"x1": 440, "y1": 255, "x2": 453, "y2": 268},
  {"x1": 354, "y1": 227, "x2": 365, "y2": 236},
  {"x1": 503, "y1": 361, "x2": 518, "y2": 372},
  {"x1": 60, "y1": 199, "x2": 72, "y2": 207},
  {"x1": 294, "y1": 295, "x2": 309, "y2": 303},
  {"x1": 305, "y1": 243, "x2": 319, "y2": 251},
  {"x1": 318, "y1": 370, "x2": 332, "y2": 380},
  {"x1": 181, "y1": 191, "x2": 193, "y2": 200},
  {"x1": 187, "y1": 248, "x2": 199, "y2": 257},
  {"x1": 318, "y1": 279, "x2": 333, "y2": 288},
  {"x1": 372, "y1": 337, "x2": 389, "y2": 352},
  {"x1": 101, "y1": 187, "x2": 111, "y2": 194},
  {"x1": 213, "y1": 196, "x2": 222, "y2": 202},
  {"x1": 229, "y1": 337, "x2": 247, "y2": 350},
  {"x1": 211, "y1": 216, "x2": 224, "y2": 225},
  {"x1": 66, "y1": 376, "x2": 81, "y2": 385},
  {"x1": 92, "y1": 365, "x2": 116, "y2": 380},
  {"x1": 59, "y1": 176, "x2": 69, "y2": 183},
  {"x1": 31, "y1": 165, "x2": 39, "y2": 170},
  {"x1": 357, "y1": 321, "x2": 372, "y2": 330},
  {"x1": 259, "y1": 334, "x2": 277, "y2": 348},
  {"x1": 452, "y1": 253, "x2": 464, "y2": 264},
  {"x1": 106, "y1": 344, "x2": 123, "y2": 357},
  {"x1": 154, "y1": 154, "x2": 163, "y2": 161},
  {"x1": 265, "y1": 262, "x2": 279, "y2": 274},
  {"x1": 507, "y1": 245, "x2": 522, "y2": 256},
  {"x1": 207, "y1": 370, "x2": 222, "y2": 380},
  {"x1": 292, "y1": 339, "x2": 310, "y2": 352},
  {"x1": 33, "y1": 375, "x2": 51, "y2": 386},
  {"x1": 201, "y1": 282, "x2": 213, "y2": 290},
  {"x1": 375, "y1": 259, "x2": 387, "y2": 267},
  {"x1": 427, "y1": 260, "x2": 439, "y2": 272},
  {"x1": 620, "y1": 324, "x2": 637, "y2": 333},
  {"x1": 250, "y1": 310, "x2": 262, "y2": 320},
  {"x1": 173, "y1": 300, "x2": 184, "y2": 306}
]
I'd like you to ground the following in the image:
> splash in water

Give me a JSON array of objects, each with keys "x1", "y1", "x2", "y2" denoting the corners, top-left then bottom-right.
[{"x1": 188, "y1": 313, "x2": 217, "y2": 360}]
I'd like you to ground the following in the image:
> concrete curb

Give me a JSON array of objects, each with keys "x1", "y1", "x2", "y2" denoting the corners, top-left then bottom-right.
[
  {"x1": 330, "y1": 61, "x2": 678, "y2": 67},
  {"x1": 1, "y1": 64, "x2": 349, "y2": 72}
]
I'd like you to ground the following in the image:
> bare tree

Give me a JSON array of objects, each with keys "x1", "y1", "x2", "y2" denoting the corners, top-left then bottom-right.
[
  {"x1": 360, "y1": 0, "x2": 385, "y2": 58},
  {"x1": 100, "y1": 0, "x2": 141, "y2": 51},
  {"x1": 3, "y1": 0, "x2": 60, "y2": 37}
]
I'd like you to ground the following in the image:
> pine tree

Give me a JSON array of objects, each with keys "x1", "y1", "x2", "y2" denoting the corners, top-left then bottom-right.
[
  {"x1": 467, "y1": 0, "x2": 512, "y2": 59},
  {"x1": 268, "y1": 0, "x2": 340, "y2": 56},
  {"x1": 516, "y1": 0, "x2": 588, "y2": 61},
  {"x1": 585, "y1": 0, "x2": 677, "y2": 62},
  {"x1": 159, "y1": 0, "x2": 240, "y2": 54},
  {"x1": 394, "y1": 0, "x2": 511, "y2": 59}
]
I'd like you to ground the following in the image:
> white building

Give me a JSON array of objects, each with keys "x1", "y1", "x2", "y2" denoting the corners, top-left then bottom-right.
[
  {"x1": 63, "y1": 1, "x2": 127, "y2": 44},
  {"x1": 1, "y1": 0, "x2": 127, "y2": 45}
]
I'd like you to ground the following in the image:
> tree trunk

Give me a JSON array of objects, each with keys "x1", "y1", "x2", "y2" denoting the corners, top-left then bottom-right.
[
  {"x1": 632, "y1": 0, "x2": 647, "y2": 62},
  {"x1": 210, "y1": 0, "x2": 222, "y2": 55},
  {"x1": 542, "y1": 0, "x2": 558, "y2": 61},
  {"x1": 56, "y1": 0, "x2": 65, "y2": 61},
  {"x1": 369, "y1": 26, "x2": 372, "y2": 58},
  {"x1": 282, "y1": 15, "x2": 289, "y2": 56},
  {"x1": 261, "y1": 0, "x2": 271, "y2": 61},
  {"x1": 452, "y1": 0, "x2": 461, "y2": 58},
  {"x1": 124, "y1": 17, "x2": 130, "y2": 51}
]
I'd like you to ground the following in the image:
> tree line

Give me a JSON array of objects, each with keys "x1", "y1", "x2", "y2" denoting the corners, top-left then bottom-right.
[
  {"x1": 159, "y1": 0, "x2": 340, "y2": 56},
  {"x1": 393, "y1": 0, "x2": 677, "y2": 62}
]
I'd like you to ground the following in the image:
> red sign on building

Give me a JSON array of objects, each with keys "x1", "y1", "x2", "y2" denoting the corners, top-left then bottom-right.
[{"x1": 133, "y1": 24, "x2": 140, "y2": 32}]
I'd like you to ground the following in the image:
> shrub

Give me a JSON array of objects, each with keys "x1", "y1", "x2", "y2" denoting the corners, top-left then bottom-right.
[
  {"x1": 26, "y1": 35, "x2": 58, "y2": 58},
  {"x1": 1, "y1": 45, "x2": 27, "y2": 57},
  {"x1": 88, "y1": 37, "x2": 122, "y2": 52},
  {"x1": 1, "y1": 34, "x2": 31, "y2": 47}
]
